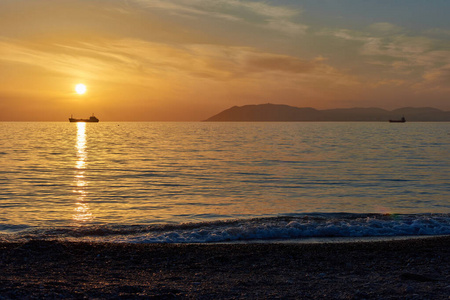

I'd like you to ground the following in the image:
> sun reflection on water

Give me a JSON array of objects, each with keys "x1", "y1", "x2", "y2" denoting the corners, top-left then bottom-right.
[{"x1": 73, "y1": 122, "x2": 93, "y2": 222}]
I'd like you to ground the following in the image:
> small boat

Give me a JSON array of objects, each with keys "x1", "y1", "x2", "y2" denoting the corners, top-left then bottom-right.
[
  {"x1": 69, "y1": 114, "x2": 99, "y2": 123},
  {"x1": 389, "y1": 116, "x2": 406, "y2": 123}
]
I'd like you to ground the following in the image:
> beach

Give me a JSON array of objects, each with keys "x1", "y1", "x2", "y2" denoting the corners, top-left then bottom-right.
[{"x1": 0, "y1": 236, "x2": 448, "y2": 299}]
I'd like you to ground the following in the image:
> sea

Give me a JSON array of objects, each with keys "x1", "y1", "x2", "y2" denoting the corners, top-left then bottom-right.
[{"x1": 1, "y1": 122, "x2": 449, "y2": 243}]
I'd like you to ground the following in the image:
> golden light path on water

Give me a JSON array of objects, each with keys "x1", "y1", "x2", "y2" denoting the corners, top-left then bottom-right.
[
  {"x1": 73, "y1": 122, "x2": 93, "y2": 223},
  {"x1": 0, "y1": 122, "x2": 449, "y2": 240}
]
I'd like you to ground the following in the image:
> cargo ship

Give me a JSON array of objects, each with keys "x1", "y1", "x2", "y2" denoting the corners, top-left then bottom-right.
[
  {"x1": 389, "y1": 116, "x2": 406, "y2": 123},
  {"x1": 69, "y1": 114, "x2": 99, "y2": 123}
]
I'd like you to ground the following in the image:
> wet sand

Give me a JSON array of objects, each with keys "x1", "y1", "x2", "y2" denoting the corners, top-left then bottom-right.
[{"x1": 0, "y1": 236, "x2": 449, "y2": 299}]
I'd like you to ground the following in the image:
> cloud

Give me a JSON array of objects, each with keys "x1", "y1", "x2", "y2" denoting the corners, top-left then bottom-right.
[
  {"x1": 369, "y1": 79, "x2": 407, "y2": 88},
  {"x1": 0, "y1": 37, "x2": 341, "y2": 80},
  {"x1": 326, "y1": 23, "x2": 450, "y2": 76},
  {"x1": 244, "y1": 53, "x2": 317, "y2": 74},
  {"x1": 0, "y1": 39, "x2": 125, "y2": 82},
  {"x1": 0, "y1": 36, "x2": 359, "y2": 109},
  {"x1": 136, "y1": 0, "x2": 299, "y2": 19},
  {"x1": 314, "y1": 21, "x2": 450, "y2": 99},
  {"x1": 327, "y1": 25, "x2": 432, "y2": 59},
  {"x1": 369, "y1": 22, "x2": 403, "y2": 34},
  {"x1": 326, "y1": 24, "x2": 434, "y2": 61},
  {"x1": 424, "y1": 28, "x2": 450, "y2": 38},
  {"x1": 133, "y1": 0, "x2": 307, "y2": 36},
  {"x1": 422, "y1": 64, "x2": 450, "y2": 90},
  {"x1": 361, "y1": 35, "x2": 432, "y2": 59},
  {"x1": 265, "y1": 19, "x2": 308, "y2": 36}
]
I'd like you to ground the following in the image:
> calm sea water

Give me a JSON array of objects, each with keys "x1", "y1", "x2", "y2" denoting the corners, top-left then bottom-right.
[{"x1": 1, "y1": 122, "x2": 449, "y2": 242}]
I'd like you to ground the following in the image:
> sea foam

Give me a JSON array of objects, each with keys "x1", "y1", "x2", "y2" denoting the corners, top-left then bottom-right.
[{"x1": 2, "y1": 213, "x2": 449, "y2": 243}]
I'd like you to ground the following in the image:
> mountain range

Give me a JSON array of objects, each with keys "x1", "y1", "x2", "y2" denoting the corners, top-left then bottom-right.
[{"x1": 205, "y1": 104, "x2": 450, "y2": 122}]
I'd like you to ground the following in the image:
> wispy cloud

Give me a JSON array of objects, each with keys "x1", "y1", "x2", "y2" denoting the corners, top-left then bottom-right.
[
  {"x1": 368, "y1": 22, "x2": 403, "y2": 35},
  {"x1": 133, "y1": 0, "x2": 307, "y2": 35},
  {"x1": 0, "y1": 37, "x2": 348, "y2": 82},
  {"x1": 2, "y1": 0, "x2": 449, "y2": 119},
  {"x1": 0, "y1": 36, "x2": 358, "y2": 109},
  {"x1": 135, "y1": 0, "x2": 299, "y2": 19},
  {"x1": 323, "y1": 22, "x2": 450, "y2": 90},
  {"x1": 421, "y1": 64, "x2": 450, "y2": 91}
]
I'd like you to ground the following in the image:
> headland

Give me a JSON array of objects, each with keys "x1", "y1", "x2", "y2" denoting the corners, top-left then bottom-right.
[{"x1": 205, "y1": 104, "x2": 450, "y2": 122}]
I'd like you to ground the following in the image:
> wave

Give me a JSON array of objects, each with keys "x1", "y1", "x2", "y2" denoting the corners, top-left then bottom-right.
[{"x1": 1, "y1": 213, "x2": 449, "y2": 243}]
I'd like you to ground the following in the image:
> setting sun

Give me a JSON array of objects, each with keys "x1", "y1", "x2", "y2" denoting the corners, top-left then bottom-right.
[{"x1": 75, "y1": 83, "x2": 87, "y2": 95}]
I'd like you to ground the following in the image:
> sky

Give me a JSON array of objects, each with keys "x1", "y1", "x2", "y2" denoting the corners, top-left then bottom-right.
[{"x1": 1, "y1": 0, "x2": 449, "y2": 121}]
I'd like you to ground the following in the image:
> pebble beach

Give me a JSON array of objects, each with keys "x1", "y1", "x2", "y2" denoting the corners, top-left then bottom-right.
[{"x1": 1, "y1": 236, "x2": 449, "y2": 299}]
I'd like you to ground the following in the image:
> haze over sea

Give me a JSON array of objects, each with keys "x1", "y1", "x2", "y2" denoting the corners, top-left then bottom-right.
[{"x1": 1, "y1": 122, "x2": 449, "y2": 243}]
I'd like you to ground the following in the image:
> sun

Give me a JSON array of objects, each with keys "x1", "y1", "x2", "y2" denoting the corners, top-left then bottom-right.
[{"x1": 75, "y1": 83, "x2": 87, "y2": 95}]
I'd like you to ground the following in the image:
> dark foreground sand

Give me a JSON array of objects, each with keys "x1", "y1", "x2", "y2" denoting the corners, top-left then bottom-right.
[{"x1": 0, "y1": 236, "x2": 449, "y2": 299}]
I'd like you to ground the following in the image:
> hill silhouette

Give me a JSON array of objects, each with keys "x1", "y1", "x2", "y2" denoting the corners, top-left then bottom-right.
[{"x1": 205, "y1": 104, "x2": 450, "y2": 122}]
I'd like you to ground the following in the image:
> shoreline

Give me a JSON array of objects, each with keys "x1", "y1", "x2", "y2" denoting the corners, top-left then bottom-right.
[
  {"x1": 212, "y1": 234, "x2": 450, "y2": 245},
  {"x1": 1, "y1": 236, "x2": 449, "y2": 299}
]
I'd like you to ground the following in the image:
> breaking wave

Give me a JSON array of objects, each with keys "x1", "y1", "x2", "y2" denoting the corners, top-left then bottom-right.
[{"x1": 1, "y1": 213, "x2": 449, "y2": 243}]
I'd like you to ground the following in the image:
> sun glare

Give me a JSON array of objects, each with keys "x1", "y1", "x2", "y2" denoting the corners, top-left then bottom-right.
[{"x1": 75, "y1": 83, "x2": 87, "y2": 95}]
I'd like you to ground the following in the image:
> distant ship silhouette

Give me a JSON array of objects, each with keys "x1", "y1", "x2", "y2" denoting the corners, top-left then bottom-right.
[
  {"x1": 69, "y1": 114, "x2": 99, "y2": 123},
  {"x1": 389, "y1": 116, "x2": 406, "y2": 123}
]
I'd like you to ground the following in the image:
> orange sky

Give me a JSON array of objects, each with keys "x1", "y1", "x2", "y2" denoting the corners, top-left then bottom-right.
[{"x1": 1, "y1": 0, "x2": 449, "y2": 121}]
